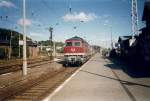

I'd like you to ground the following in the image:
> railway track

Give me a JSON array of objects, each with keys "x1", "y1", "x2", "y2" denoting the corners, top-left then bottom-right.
[
  {"x1": 0, "y1": 58, "x2": 52, "y2": 75},
  {"x1": 0, "y1": 56, "x2": 86, "y2": 101},
  {"x1": 0, "y1": 65, "x2": 78, "y2": 101}
]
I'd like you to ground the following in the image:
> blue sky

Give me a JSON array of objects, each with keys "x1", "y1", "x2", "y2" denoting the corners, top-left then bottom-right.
[{"x1": 0, "y1": 0, "x2": 146, "y2": 47}]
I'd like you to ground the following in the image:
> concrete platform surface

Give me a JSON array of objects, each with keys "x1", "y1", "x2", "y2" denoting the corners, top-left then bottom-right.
[{"x1": 45, "y1": 53, "x2": 132, "y2": 101}]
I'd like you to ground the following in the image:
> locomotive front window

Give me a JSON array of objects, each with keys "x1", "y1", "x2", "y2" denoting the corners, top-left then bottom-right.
[
  {"x1": 75, "y1": 42, "x2": 80, "y2": 46},
  {"x1": 66, "y1": 42, "x2": 72, "y2": 46}
]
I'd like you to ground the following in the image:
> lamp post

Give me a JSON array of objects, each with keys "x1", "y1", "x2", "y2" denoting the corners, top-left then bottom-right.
[
  {"x1": 49, "y1": 27, "x2": 53, "y2": 59},
  {"x1": 51, "y1": 23, "x2": 59, "y2": 58},
  {"x1": 22, "y1": 0, "x2": 27, "y2": 76},
  {"x1": 104, "y1": 24, "x2": 113, "y2": 49},
  {"x1": 8, "y1": 31, "x2": 12, "y2": 59},
  {"x1": 110, "y1": 26, "x2": 113, "y2": 49},
  {"x1": 9, "y1": 26, "x2": 18, "y2": 59},
  {"x1": 18, "y1": 32, "x2": 20, "y2": 58}
]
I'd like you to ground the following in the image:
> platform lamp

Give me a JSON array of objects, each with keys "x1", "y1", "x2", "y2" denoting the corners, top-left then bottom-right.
[
  {"x1": 49, "y1": 27, "x2": 53, "y2": 59},
  {"x1": 22, "y1": 0, "x2": 27, "y2": 76}
]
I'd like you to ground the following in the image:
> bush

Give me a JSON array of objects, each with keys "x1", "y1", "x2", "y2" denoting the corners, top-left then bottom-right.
[{"x1": 102, "y1": 49, "x2": 110, "y2": 57}]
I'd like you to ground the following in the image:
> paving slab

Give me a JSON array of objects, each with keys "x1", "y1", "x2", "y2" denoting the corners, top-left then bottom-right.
[{"x1": 48, "y1": 53, "x2": 132, "y2": 101}]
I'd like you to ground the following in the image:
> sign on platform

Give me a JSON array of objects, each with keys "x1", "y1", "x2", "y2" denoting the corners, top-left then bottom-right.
[{"x1": 19, "y1": 40, "x2": 24, "y2": 45}]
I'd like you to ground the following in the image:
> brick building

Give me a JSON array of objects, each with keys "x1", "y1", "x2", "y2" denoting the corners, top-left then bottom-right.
[{"x1": 0, "y1": 28, "x2": 39, "y2": 59}]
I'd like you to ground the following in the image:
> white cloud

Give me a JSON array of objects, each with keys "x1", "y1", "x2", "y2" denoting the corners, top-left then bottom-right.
[
  {"x1": 62, "y1": 12, "x2": 97, "y2": 22},
  {"x1": 17, "y1": 18, "x2": 32, "y2": 26},
  {"x1": 98, "y1": 14, "x2": 110, "y2": 20},
  {"x1": 98, "y1": 14, "x2": 111, "y2": 26},
  {"x1": 30, "y1": 32, "x2": 42, "y2": 37},
  {"x1": 0, "y1": 1, "x2": 16, "y2": 8},
  {"x1": 103, "y1": 19, "x2": 110, "y2": 26}
]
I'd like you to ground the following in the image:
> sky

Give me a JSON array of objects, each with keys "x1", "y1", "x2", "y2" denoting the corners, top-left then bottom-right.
[{"x1": 0, "y1": 0, "x2": 146, "y2": 48}]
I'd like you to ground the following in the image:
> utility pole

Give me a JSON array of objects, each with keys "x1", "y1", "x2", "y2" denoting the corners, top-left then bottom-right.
[
  {"x1": 18, "y1": 33, "x2": 20, "y2": 58},
  {"x1": 129, "y1": 0, "x2": 138, "y2": 46},
  {"x1": 110, "y1": 26, "x2": 113, "y2": 49},
  {"x1": 53, "y1": 41, "x2": 56, "y2": 58},
  {"x1": 49, "y1": 27, "x2": 53, "y2": 59},
  {"x1": 9, "y1": 31, "x2": 12, "y2": 59},
  {"x1": 22, "y1": 0, "x2": 27, "y2": 76},
  {"x1": 131, "y1": 0, "x2": 139, "y2": 36}
]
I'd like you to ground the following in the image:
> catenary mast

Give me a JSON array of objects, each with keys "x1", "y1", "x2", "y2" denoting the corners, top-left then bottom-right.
[{"x1": 131, "y1": 0, "x2": 139, "y2": 36}]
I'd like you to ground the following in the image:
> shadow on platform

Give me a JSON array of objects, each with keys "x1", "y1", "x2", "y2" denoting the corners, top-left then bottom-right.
[
  {"x1": 80, "y1": 70, "x2": 150, "y2": 88},
  {"x1": 104, "y1": 57, "x2": 150, "y2": 78}
]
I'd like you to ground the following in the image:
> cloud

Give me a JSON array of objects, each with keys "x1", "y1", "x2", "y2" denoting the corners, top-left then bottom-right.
[
  {"x1": 0, "y1": 1, "x2": 16, "y2": 8},
  {"x1": 62, "y1": 12, "x2": 97, "y2": 22},
  {"x1": 103, "y1": 19, "x2": 110, "y2": 26},
  {"x1": 30, "y1": 32, "x2": 42, "y2": 37},
  {"x1": 99, "y1": 14, "x2": 110, "y2": 20},
  {"x1": 98, "y1": 14, "x2": 111, "y2": 26},
  {"x1": 17, "y1": 18, "x2": 32, "y2": 26}
]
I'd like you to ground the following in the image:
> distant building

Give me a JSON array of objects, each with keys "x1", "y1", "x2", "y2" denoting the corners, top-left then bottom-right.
[
  {"x1": 0, "y1": 28, "x2": 39, "y2": 59},
  {"x1": 142, "y1": 1, "x2": 150, "y2": 29},
  {"x1": 118, "y1": 36, "x2": 132, "y2": 58},
  {"x1": 136, "y1": 1, "x2": 150, "y2": 66},
  {"x1": 116, "y1": 1, "x2": 150, "y2": 67}
]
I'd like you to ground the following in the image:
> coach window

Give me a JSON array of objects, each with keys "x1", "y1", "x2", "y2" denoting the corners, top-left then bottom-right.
[
  {"x1": 75, "y1": 42, "x2": 80, "y2": 46},
  {"x1": 66, "y1": 42, "x2": 72, "y2": 46}
]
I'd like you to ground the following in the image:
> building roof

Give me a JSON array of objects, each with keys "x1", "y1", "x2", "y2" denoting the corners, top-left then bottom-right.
[
  {"x1": 118, "y1": 36, "x2": 133, "y2": 43},
  {"x1": 0, "y1": 28, "x2": 21, "y2": 36},
  {"x1": 66, "y1": 36, "x2": 83, "y2": 41},
  {"x1": 0, "y1": 28, "x2": 37, "y2": 47},
  {"x1": 118, "y1": 36, "x2": 132, "y2": 41},
  {"x1": 27, "y1": 40, "x2": 37, "y2": 47},
  {"x1": 142, "y1": 1, "x2": 150, "y2": 21}
]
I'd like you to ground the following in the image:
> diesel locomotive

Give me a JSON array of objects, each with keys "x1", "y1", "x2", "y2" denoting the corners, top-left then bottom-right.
[{"x1": 63, "y1": 36, "x2": 92, "y2": 67}]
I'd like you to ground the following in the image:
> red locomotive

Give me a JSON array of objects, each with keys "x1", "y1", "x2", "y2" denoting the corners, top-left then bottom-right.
[{"x1": 63, "y1": 36, "x2": 91, "y2": 67}]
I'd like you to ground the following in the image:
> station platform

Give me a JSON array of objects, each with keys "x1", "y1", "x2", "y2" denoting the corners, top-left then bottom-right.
[{"x1": 44, "y1": 53, "x2": 132, "y2": 101}]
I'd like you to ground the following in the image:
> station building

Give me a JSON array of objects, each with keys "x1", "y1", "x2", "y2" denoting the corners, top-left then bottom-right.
[
  {"x1": 136, "y1": 1, "x2": 150, "y2": 66},
  {"x1": 0, "y1": 28, "x2": 39, "y2": 59},
  {"x1": 117, "y1": 1, "x2": 150, "y2": 66}
]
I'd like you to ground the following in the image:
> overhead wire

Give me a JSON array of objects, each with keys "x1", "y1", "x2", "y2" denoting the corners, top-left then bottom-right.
[{"x1": 41, "y1": 0, "x2": 61, "y2": 27}]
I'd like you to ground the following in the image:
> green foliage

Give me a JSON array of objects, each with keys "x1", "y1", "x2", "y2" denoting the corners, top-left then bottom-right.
[
  {"x1": 102, "y1": 48, "x2": 110, "y2": 57},
  {"x1": 38, "y1": 40, "x2": 49, "y2": 46},
  {"x1": 38, "y1": 40, "x2": 65, "y2": 47},
  {"x1": 55, "y1": 42, "x2": 64, "y2": 46},
  {"x1": 56, "y1": 47, "x2": 64, "y2": 53}
]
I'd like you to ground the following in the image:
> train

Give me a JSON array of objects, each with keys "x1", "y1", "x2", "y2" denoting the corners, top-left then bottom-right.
[{"x1": 63, "y1": 36, "x2": 92, "y2": 67}]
